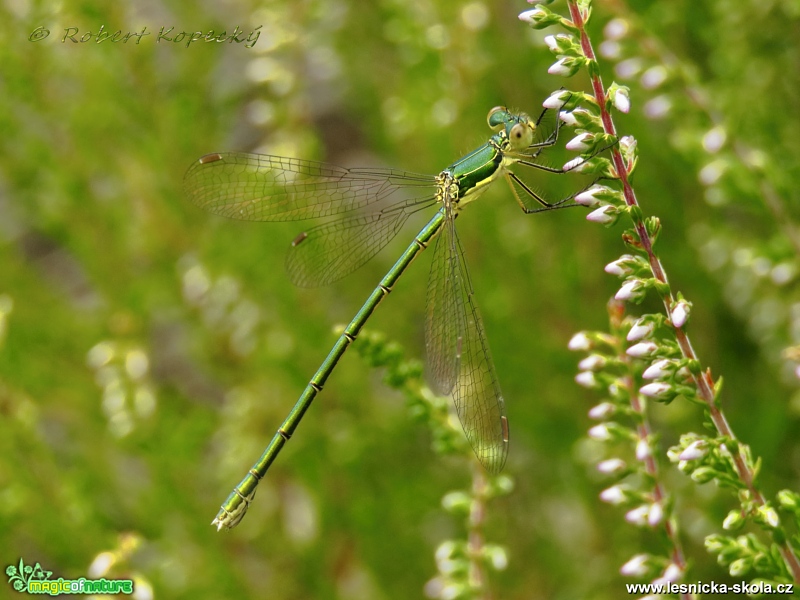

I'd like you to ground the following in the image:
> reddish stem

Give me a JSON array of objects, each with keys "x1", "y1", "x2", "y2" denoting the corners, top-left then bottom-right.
[{"x1": 567, "y1": 0, "x2": 800, "y2": 584}]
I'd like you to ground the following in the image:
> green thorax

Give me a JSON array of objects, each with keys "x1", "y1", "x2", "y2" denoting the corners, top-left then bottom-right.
[{"x1": 440, "y1": 107, "x2": 535, "y2": 209}]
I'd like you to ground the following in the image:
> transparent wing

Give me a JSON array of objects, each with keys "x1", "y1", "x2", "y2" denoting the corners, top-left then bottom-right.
[
  {"x1": 453, "y1": 231, "x2": 509, "y2": 474},
  {"x1": 287, "y1": 204, "x2": 420, "y2": 288},
  {"x1": 425, "y1": 205, "x2": 463, "y2": 395},
  {"x1": 184, "y1": 152, "x2": 438, "y2": 222},
  {"x1": 425, "y1": 210, "x2": 509, "y2": 473}
]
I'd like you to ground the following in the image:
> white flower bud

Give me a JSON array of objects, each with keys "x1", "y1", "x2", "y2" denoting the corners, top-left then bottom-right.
[
  {"x1": 635, "y1": 437, "x2": 652, "y2": 460},
  {"x1": 558, "y1": 110, "x2": 579, "y2": 126},
  {"x1": 597, "y1": 458, "x2": 626, "y2": 474},
  {"x1": 562, "y1": 156, "x2": 585, "y2": 172},
  {"x1": 588, "y1": 402, "x2": 615, "y2": 420},
  {"x1": 758, "y1": 505, "x2": 780, "y2": 528},
  {"x1": 588, "y1": 424, "x2": 612, "y2": 441},
  {"x1": 626, "y1": 318, "x2": 654, "y2": 342},
  {"x1": 542, "y1": 90, "x2": 570, "y2": 109},
  {"x1": 671, "y1": 300, "x2": 690, "y2": 328},
  {"x1": 599, "y1": 485, "x2": 627, "y2": 505},
  {"x1": 626, "y1": 341, "x2": 658, "y2": 358},
  {"x1": 722, "y1": 509, "x2": 745, "y2": 531},
  {"x1": 647, "y1": 502, "x2": 664, "y2": 526},
  {"x1": 620, "y1": 554, "x2": 649, "y2": 577},
  {"x1": 568, "y1": 331, "x2": 592, "y2": 351},
  {"x1": 642, "y1": 358, "x2": 674, "y2": 380},
  {"x1": 640, "y1": 382, "x2": 673, "y2": 399},
  {"x1": 575, "y1": 371, "x2": 598, "y2": 388},
  {"x1": 641, "y1": 66, "x2": 668, "y2": 90},
  {"x1": 586, "y1": 205, "x2": 617, "y2": 224},
  {"x1": 604, "y1": 18, "x2": 629, "y2": 41},
  {"x1": 575, "y1": 185, "x2": 613, "y2": 207},
  {"x1": 548, "y1": 57, "x2": 572, "y2": 76},
  {"x1": 604, "y1": 255, "x2": 636, "y2": 276},
  {"x1": 578, "y1": 354, "x2": 606, "y2": 371},
  {"x1": 566, "y1": 132, "x2": 593, "y2": 151},
  {"x1": 625, "y1": 505, "x2": 649, "y2": 526},
  {"x1": 678, "y1": 439, "x2": 708, "y2": 461},
  {"x1": 615, "y1": 279, "x2": 645, "y2": 300},
  {"x1": 613, "y1": 88, "x2": 630, "y2": 113},
  {"x1": 518, "y1": 8, "x2": 546, "y2": 25},
  {"x1": 729, "y1": 558, "x2": 750, "y2": 577},
  {"x1": 661, "y1": 563, "x2": 683, "y2": 583}
]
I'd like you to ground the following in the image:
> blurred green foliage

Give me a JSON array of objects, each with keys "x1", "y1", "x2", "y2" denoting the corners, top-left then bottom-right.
[{"x1": 0, "y1": 0, "x2": 798, "y2": 598}]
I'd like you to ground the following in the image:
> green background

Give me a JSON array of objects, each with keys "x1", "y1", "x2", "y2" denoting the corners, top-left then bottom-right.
[{"x1": 1, "y1": 0, "x2": 799, "y2": 598}]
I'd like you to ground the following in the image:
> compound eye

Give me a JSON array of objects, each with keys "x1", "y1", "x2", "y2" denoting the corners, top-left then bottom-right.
[
  {"x1": 487, "y1": 106, "x2": 508, "y2": 130},
  {"x1": 509, "y1": 122, "x2": 533, "y2": 149}
]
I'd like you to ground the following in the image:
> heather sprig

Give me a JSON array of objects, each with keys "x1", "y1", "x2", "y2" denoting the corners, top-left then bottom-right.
[
  {"x1": 570, "y1": 300, "x2": 689, "y2": 593},
  {"x1": 523, "y1": 0, "x2": 800, "y2": 587},
  {"x1": 592, "y1": 5, "x2": 800, "y2": 384},
  {"x1": 352, "y1": 329, "x2": 511, "y2": 600}
]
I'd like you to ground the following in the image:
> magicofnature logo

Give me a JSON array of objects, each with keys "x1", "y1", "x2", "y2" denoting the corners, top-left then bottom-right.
[{"x1": 5, "y1": 558, "x2": 133, "y2": 595}]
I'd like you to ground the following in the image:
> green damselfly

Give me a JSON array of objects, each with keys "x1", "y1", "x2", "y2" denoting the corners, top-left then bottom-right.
[{"x1": 185, "y1": 103, "x2": 579, "y2": 530}]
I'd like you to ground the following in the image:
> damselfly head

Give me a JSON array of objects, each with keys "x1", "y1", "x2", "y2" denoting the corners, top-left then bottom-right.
[
  {"x1": 508, "y1": 119, "x2": 534, "y2": 150},
  {"x1": 487, "y1": 107, "x2": 535, "y2": 149}
]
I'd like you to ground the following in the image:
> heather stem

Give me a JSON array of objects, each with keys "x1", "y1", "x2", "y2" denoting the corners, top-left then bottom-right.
[
  {"x1": 608, "y1": 301, "x2": 690, "y2": 599},
  {"x1": 566, "y1": 0, "x2": 800, "y2": 582},
  {"x1": 468, "y1": 466, "x2": 489, "y2": 598}
]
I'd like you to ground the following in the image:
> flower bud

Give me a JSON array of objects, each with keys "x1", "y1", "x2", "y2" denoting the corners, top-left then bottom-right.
[
  {"x1": 625, "y1": 505, "x2": 649, "y2": 526},
  {"x1": 597, "y1": 458, "x2": 626, "y2": 474},
  {"x1": 648, "y1": 502, "x2": 664, "y2": 526},
  {"x1": 639, "y1": 382, "x2": 673, "y2": 399},
  {"x1": 548, "y1": 56, "x2": 581, "y2": 77},
  {"x1": 678, "y1": 439, "x2": 708, "y2": 461},
  {"x1": 588, "y1": 402, "x2": 615, "y2": 420},
  {"x1": 566, "y1": 132, "x2": 593, "y2": 152},
  {"x1": 518, "y1": 7, "x2": 546, "y2": 25},
  {"x1": 757, "y1": 505, "x2": 780, "y2": 528},
  {"x1": 615, "y1": 279, "x2": 647, "y2": 301},
  {"x1": 575, "y1": 185, "x2": 616, "y2": 207},
  {"x1": 568, "y1": 331, "x2": 592, "y2": 351},
  {"x1": 777, "y1": 489, "x2": 800, "y2": 509},
  {"x1": 661, "y1": 563, "x2": 683, "y2": 583},
  {"x1": 563, "y1": 156, "x2": 585, "y2": 172},
  {"x1": 728, "y1": 557, "x2": 751, "y2": 577},
  {"x1": 575, "y1": 371, "x2": 598, "y2": 388},
  {"x1": 604, "y1": 254, "x2": 637, "y2": 277},
  {"x1": 586, "y1": 204, "x2": 618, "y2": 225},
  {"x1": 588, "y1": 424, "x2": 612, "y2": 441},
  {"x1": 578, "y1": 354, "x2": 606, "y2": 371},
  {"x1": 722, "y1": 509, "x2": 746, "y2": 531},
  {"x1": 642, "y1": 358, "x2": 675, "y2": 380},
  {"x1": 542, "y1": 90, "x2": 570, "y2": 109},
  {"x1": 599, "y1": 485, "x2": 627, "y2": 505},
  {"x1": 558, "y1": 110, "x2": 579, "y2": 126},
  {"x1": 626, "y1": 341, "x2": 658, "y2": 358},
  {"x1": 620, "y1": 554, "x2": 649, "y2": 577},
  {"x1": 610, "y1": 86, "x2": 631, "y2": 113},
  {"x1": 671, "y1": 300, "x2": 691, "y2": 328},
  {"x1": 626, "y1": 317, "x2": 654, "y2": 341},
  {"x1": 635, "y1": 437, "x2": 652, "y2": 460}
]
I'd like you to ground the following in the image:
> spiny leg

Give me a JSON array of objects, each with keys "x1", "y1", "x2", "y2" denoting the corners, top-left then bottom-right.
[
  {"x1": 505, "y1": 173, "x2": 583, "y2": 215},
  {"x1": 504, "y1": 172, "x2": 599, "y2": 214},
  {"x1": 527, "y1": 92, "x2": 573, "y2": 151}
]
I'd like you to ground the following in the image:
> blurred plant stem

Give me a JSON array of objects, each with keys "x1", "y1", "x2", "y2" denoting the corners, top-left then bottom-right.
[{"x1": 351, "y1": 328, "x2": 510, "y2": 599}]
